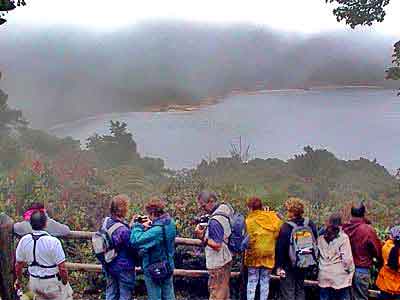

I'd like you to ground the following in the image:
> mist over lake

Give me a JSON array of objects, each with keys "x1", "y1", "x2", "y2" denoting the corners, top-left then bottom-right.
[{"x1": 51, "y1": 88, "x2": 400, "y2": 172}]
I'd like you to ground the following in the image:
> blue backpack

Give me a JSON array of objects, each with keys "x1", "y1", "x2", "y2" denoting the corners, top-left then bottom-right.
[
  {"x1": 228, "y1": 212, "x2": 249, "y2": 254},
  {"x1": 214, "y1": 210, "x2": 249, "y2": 254}
]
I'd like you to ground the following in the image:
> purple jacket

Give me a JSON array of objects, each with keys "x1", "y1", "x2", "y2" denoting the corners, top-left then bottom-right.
[{"x1": 105, "y1": 217, "x2": 136, "y2": 276}]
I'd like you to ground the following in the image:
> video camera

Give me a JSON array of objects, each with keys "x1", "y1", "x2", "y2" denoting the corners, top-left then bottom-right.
[
  {"x1": 134, "y1": 215, "x2": 151, "y2": 224},
  {"x1": 193, "y1": 214, "x2": 210, "y2": 229}
]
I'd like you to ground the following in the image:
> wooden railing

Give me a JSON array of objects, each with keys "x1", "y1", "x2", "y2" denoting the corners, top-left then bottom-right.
[{"x1": 0, "y1": 218, "x2": 381, "y2": 300}]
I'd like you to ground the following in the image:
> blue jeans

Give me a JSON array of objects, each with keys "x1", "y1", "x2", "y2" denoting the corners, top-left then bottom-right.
[
  {"x1": 247, "y1": 267, "x2": 271, "y2": 300},
  {"x1": 106, "y1": 271, "x2": 135, "y2": 300},
  {"x1": 320, "y1": 287, "x2": 351, "y2": 300},
  {"x1": 144, "y1": 275, "x2": 175, "y2": 300},
  {"x1": 353, "y1": 268, "x2": 370, "y2": 300}
]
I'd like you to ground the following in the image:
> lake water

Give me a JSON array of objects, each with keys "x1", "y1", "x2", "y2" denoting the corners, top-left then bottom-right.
[{"x1": 50, "y1": 88, "x2": 400, "y2": 172}]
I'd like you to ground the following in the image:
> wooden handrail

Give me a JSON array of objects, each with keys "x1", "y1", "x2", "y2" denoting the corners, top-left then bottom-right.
[
  {"x1": 3, "y1": 223, "x2": 381, "y2": 299},
  {"x1": 66, "y1": 230, "x2": 202, "y2": 246},
  {"x1": 64, "y1": 262, "x2": 380, "y2": 298}
]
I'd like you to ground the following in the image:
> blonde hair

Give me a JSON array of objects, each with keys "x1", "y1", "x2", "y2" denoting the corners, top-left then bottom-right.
[
  {"x1": 284, "y1": 197, "x2": 305, "y2": 217},
  {"x1": 110, "y1": 194, "x2": 130, "y2": 217}
]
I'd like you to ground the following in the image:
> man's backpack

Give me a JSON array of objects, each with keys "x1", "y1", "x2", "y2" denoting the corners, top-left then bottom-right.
[
  {"x1": 92, "y1": 217, "x2": 125, "y2": 265},
  {"x1": 214, "y1": 209, "x2": 249, "y2": 254},
  {"x1": 287, "y1": 218, "x2": 318, "y2": 269},
  {"x1": 228, "y1": 212, "x2": 249, "y2": 254}
]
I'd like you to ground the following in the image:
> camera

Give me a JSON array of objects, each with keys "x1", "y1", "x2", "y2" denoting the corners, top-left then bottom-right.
[
  {"x1": 134, "y1": 215, "x2": 150, "y2": 224},
  {"x1": 193, "y1": 214, "x2": 210, "y2": 228}
]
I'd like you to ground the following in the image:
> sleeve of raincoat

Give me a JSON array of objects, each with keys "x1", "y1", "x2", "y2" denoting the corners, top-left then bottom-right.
[{"x1": 130, "y1": 224, "x2": 163, "y2": 251}]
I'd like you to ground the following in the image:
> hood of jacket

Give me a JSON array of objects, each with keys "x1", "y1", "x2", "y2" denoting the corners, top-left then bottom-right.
[
  {"x1": 152, "y1": 213, "x2": 172, "y2": 226},
  {"x1": 247, "y1": 210, "x2": 281, "y2": 232},
  {"x1": 212, "y1": 203, "x2": 234, "y2": 218},
  {"x1": 342, "y1": 217, "x2": 367, "y2": 237}
]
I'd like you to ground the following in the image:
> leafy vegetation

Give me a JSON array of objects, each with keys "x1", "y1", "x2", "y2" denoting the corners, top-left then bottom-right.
[{"x1": 326, "y1": 0, "x2": 399, "y2": 92}]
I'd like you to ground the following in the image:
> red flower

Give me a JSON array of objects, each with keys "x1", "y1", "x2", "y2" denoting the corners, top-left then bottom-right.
[{"x1": 32, "y1": 160, "x2": 44, "y2": 175}]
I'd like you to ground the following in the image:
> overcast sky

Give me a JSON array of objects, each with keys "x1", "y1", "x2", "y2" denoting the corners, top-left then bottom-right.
[{"x1": 5, "y1": 0, "x2": 400, "y2": 34}]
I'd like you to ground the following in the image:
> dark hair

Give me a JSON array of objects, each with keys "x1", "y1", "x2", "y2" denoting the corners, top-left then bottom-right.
[
  {"x1": 197, "y1": 191, "x2": 218, "y2": 203},
  {"x1": 351, "y1": 202, "x2": 366, "y2": 218},
  {"x1": 30, "y1": 211, "x2": 47, "y2": 231},
  {"x1": 247, "y1": 197, "x2": 263, "y2": 211},
  {"x1": 29, "y1": 202, "x2": 45, "y2": 210},
  {"x1": 324, "y1": 213, "x2": 342, "y2": 243},
  {"x1": 388, "y1": 240, "x2": 400, "y2": 271}
]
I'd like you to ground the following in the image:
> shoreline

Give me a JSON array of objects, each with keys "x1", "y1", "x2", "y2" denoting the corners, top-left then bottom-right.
[
  {"x1": 146, "y1": 84, "x2": 385, "y2": 113},
  {"x1": 48, "y1": 84, "x2": 386, "y2": 131}
]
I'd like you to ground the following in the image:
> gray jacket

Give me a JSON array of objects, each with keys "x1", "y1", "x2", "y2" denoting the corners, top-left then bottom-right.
[
  {"x1": 13, "y1": 216, "x2": 71, "y2": 237},
  {"x1": 205, "y1": 203, "x2": 234, "y2": 269}
]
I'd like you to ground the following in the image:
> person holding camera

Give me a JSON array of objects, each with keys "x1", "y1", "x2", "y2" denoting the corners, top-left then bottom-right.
[
  {"x1": 130, "y1": 197, "x2": 177, "y2": 300},
  {"x1": 195, "y1": 191, "x2": 234, "y2": 300}
]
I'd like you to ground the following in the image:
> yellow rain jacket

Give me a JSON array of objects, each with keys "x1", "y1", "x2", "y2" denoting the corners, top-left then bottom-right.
[
  {"x1": 244, "y1": 210, "x2": 282, "y2": 269},
  {"x1": 376, "y1": 240, "x2": 400, "y2": 295}
]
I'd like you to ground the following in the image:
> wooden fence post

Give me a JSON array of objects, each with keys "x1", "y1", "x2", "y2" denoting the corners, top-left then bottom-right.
[{"x1": 0, "y1": 213, "x2": 15, "y2": 300}]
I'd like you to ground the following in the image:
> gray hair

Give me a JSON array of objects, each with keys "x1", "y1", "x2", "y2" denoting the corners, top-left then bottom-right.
[{"x1": 197, "y1": 191, "x2": 218, "y2": 203}]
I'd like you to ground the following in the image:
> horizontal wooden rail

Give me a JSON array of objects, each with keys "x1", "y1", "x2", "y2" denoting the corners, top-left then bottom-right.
[
  {"x1": 65, "y1": 262, "x2": 380, "y2": 298},
  {"x1": 66, "y1": 230, "x2": 202, "y2": 246}
]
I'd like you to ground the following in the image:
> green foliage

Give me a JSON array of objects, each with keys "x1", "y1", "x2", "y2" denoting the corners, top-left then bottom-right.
[
  {"x1": 0, "y1": 135, "x2": 21, "y2": 171},
  {"x1": 325, "y1": 0, "x2": 399, "y2": 93},
  {"x1": 86, "y1": 120, "x2": 138, "y2": 168},
  {"x1": 326, "y1": 0, "x2": 391, "y2": 28},
  {"x1": 0, "y1": 88, "x2": 27, "y2": 133},
  {"x1": 18, "y1": 128, "x2": 80, "y2": 157},
  {"x1": 386, "y1": 41, "x2": 400, "y2": 94},
  {"x1": 288, "y1": 146, "x2": 342, "y2": 184}
]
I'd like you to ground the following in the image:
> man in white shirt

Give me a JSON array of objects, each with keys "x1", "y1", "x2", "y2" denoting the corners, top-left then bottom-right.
[{"x1": 15, "y1": 211, "x2": 73, "y2": 300}]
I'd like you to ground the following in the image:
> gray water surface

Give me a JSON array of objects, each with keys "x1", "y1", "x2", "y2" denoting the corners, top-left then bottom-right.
[{"x1": 50, "y1": 88, "x2": 400, "y2": 171}]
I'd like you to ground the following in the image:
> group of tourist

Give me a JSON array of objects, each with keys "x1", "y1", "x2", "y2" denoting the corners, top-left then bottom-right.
[{"x1": 12, "y1": 193, "x2": 400, "y2": 300}]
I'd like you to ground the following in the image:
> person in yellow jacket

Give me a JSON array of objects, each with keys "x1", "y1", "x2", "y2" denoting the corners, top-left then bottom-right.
[
  {"x1": 376, "y1": 225, "x2": 400, "y2": 300},
  {"x1": 244, "y1": 197, "x2": 282, "y2": 300}
]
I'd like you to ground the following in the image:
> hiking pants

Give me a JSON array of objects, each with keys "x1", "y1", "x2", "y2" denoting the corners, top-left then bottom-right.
[
  {"x1": 208, "y1": 261, "x2": 232, "y2": 300},
  {"x1": 247, "y1": 267, "x2": 271, "y2": 300},
  {"x1": 279, "y1": 269, "x2": 305, "y2": 300},
  {"x1": 29, "y1": 277, "x2": 73, "y2": 300},
  {"x1": 352, "y1": 268, "x2": 370, "y2": 300}
]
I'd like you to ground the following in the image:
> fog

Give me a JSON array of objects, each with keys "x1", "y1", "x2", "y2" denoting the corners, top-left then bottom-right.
[{"x1": 0, "y1": 21, "x2": 397, "y2": 128}]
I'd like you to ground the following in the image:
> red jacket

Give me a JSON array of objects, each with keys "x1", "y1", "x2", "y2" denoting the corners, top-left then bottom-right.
[{"x1": 342, "y1": 217, "x2": 382, "y2": 268}]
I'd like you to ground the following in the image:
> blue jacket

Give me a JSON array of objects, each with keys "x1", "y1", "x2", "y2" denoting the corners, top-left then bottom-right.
[
  {"x1": 105, "y1": 217, "x2": 136, "y2": 276},
  {"x1": 130, "y1": 214, "x2": 176, "y2": 276}
]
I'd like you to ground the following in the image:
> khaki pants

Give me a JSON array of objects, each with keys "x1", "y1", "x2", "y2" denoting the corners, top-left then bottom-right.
[
  {"x1": 29, "y1": 277, "x2": 73, "y2": 300},
  {"x1": 208, "y1": 261, "x2": 232, "y2": 300}
]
